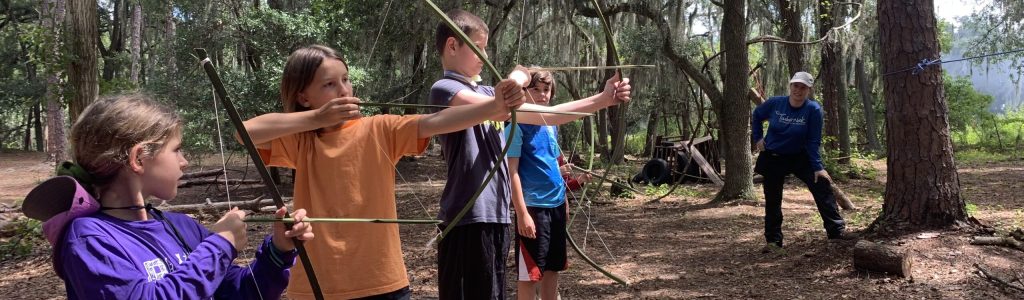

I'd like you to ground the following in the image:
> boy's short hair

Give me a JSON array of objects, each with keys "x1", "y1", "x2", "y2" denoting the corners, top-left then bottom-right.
[
  {"x1": 434, "y1": 9, "x2": 489, "y2": 54},
  {"x1": 529, "y1": 69, "x2": 556, "y2": 100}
]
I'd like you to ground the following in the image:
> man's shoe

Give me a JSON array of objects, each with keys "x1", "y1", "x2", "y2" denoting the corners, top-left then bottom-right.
[
  {"x1": 760, "y1": 243, "x2": 785, "y2": 254},
  {"x1": 829, "y1": 230, "x2": 860, "y2": 241}
]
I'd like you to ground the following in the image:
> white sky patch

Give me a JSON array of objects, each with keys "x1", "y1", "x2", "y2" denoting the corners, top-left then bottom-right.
[{"x1": 935, "y1": 0, "x2": 990, "y2": 26}]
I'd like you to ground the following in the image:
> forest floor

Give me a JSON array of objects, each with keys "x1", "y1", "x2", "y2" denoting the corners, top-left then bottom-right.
[{"x1": 1, "y1": 149, "x2": 1022, "y2": 299}]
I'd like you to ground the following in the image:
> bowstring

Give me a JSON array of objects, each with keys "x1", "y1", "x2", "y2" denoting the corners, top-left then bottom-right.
[{"x1": 209, "y1": 83, "x2": 266, "y2": 300}]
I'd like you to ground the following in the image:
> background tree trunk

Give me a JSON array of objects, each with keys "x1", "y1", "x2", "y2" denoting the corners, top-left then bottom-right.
[
  {"x1": 875, "y1": 0, "x2": 967, "y2": 229},
  {"x1": 68, "y1": 0, "x2": 99, "y2": 121},
  {"x1": 164, "y1": 1, "x2": 176, "y2": 76},
  {"x1": 714, "y1": 0, "x2": 755, "y2": 201},
  {"x1": 778, "y1": 0, "x2": 805, "y2": 74},
  {"x1": 42, "y1": 0, "x2": 67, "y2": 162},
  {"x1": 101, "y1": 0, "x2": 125, "y2": 81},
  {"x1": 855, "y1": 58, "x2": 881, "y2": 155},
  {"x1": 818, "y1": 0, "x2": 844, "y2": 158},
  {"x1": 129, "y1": 1, "x2": 142, "y2": 84}
]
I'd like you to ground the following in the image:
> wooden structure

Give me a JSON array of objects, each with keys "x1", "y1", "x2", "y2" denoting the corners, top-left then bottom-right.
[{"x1": 649, "y1": 135, "x2": 724, "y2": 186}]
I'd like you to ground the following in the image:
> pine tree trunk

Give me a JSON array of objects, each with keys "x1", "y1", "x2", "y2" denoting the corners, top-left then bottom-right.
[
  {"x1": 68, "y1": 0, "x2": 100, "y2": 122},
  {"x1": 129, "y1": 1, "x2": 142, "y2": 84},
  {"x1": 713, "y1": 0, "x2": 755, "y2": 202},
  {"x1": 875, "y1": 0, "x2": 967, "y2": 229},
  {"x1": 855, "y1": 58, "x2": 881, "y2": 154}
]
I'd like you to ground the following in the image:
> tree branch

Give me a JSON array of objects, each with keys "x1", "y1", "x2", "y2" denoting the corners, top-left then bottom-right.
[{"x1": 575, "y1": 1, "x2": 723, "y2": 103}]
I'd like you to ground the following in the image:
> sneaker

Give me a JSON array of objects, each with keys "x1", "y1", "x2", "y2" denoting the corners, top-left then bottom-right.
[
  {"x1": 829, "y1": 230, "x2": 860, "y2": 241},
  {"x1": 760, "y1": 243, "x2": 785, "y2": 254}
]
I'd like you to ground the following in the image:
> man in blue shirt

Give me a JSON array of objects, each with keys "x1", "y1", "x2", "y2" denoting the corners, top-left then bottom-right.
[{"x1": 751, "y1": 71, "x2": 856, "y2": 254}]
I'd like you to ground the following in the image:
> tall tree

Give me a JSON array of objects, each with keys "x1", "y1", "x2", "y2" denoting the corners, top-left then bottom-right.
[
  {"x1": 716, "y1": 0, "x2": 755, "y2": 201},
  {"x1": 41, "y1": 0, "x2": 67, "y2": 162},
  {"x1": 875, "y1": 0, "x2": 967, "y2": 229},
  {"x1": 68, "y1": 0, "x2": 99, "y2": 121}
]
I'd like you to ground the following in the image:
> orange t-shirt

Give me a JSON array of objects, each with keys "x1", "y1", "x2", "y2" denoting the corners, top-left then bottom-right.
[{"x1": 262, "y1": 115, "x2": 428, "y2": 299}]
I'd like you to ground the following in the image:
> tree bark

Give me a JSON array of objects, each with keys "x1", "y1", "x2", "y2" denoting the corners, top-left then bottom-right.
[
  {"x1": 778, "y1": 0, "x2": 805, "y2": 74},
  {"x1": 129, "y1": 1, "x2": 142, "y2": 84},
  {"x1": 714, "y1": 0, "x2": 756, "y2": 201},
  {"x1": 875, "y1": 0, "x2": 967, "y2": 229},
  {"x1": 855, "y1": 58, "x2": 882, "y2": 154},
  {"x1": 42, "y1": 0, "x2": 67, "y2": 162},
  {"x1": 68, "y1": 0, "x2": 100, "y2": 122}
]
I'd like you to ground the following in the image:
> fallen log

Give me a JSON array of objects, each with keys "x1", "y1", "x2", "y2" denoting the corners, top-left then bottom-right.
[
  {"x1": 975, "y1": 263, "x2": 1024, "y2": 292},
  {"x1": 832, "y1": 185, "x2": 858, "y2": 211},
  {"x1": 180, "y1": 168, "x2": 226, "y2": 180},
  {"x1": 971, "y1": 236, "x2": 1024, "y2": 252},
  {"x1": 177, "y1": 178, "x2": 262, "y2": 188},
  {"x1": 853, "y1": 240, "x2": 913, "y2": 278},
  {"x1": 155, "y1": 197, "x2": 292, "y2": 214}
]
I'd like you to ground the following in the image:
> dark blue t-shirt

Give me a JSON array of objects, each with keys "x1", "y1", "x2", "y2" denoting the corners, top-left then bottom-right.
[
  {"x1": 428, "y1": 71, "x2": 511, "y2": 226},
  {"x1": 751, "y1": 96, "x2": 825, "y2": 171}
]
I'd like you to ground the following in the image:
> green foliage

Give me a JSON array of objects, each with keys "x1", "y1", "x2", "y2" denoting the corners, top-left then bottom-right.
[
  {"x1": 944, "y1": 74, "x2": 994, "y2": 135},
  {"x1": 937, "y1": 18, "x2": 954, "y2": 53},
  {"x1": 965, "y1": 202, "x2": 978, "y2": 216},
  {"x1": 0, "y1": 218, "x2": 44, "y2": 261}
]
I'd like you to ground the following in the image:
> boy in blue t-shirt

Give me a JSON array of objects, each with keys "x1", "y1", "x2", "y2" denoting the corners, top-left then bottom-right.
[{"x1": 507, "y1": 70, "x2": 569, "y2": 300}]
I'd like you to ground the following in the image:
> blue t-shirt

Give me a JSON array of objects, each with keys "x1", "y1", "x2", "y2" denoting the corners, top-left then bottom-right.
[
  {"x1": 506, "y1": 123, "x2": 566, "y2": 208},
  {"x1": 751, "y1": 96, "x2": 825, "y2": 171},
  {"x1": 428, "y1": 71, "x2": 511, "y2": 226}
]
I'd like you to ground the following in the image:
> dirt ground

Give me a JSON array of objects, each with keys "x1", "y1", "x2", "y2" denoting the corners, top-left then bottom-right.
[{"x1": 1, "y1": 150, "x2": 1022, "y2": 299}]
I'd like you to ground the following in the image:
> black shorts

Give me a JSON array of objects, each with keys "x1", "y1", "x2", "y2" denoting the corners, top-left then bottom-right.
[
  {"x1": 516, "y1": 202, "x2": 568, "y2": 282},
  {"x1": 437, "y1": 222, "x2": 511, "y2": 300}
]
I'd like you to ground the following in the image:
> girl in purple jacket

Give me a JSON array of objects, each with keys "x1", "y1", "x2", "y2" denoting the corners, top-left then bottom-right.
[{"x1": 32, "y1": 94, "x2": 313, "y2": 299}]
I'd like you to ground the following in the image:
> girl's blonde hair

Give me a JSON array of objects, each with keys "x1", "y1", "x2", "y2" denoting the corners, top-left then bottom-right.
[
  {"x1": 280, "y1": 45, "x2": 348, "y2": 113},
  {"x1": 70, "y1": 94, "x2": 182, "y2": 188}
]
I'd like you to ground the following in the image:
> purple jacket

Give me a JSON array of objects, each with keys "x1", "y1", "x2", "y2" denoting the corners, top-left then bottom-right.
[{"x1": 58, "y1": 212, "x2": 296, "y2": 299}]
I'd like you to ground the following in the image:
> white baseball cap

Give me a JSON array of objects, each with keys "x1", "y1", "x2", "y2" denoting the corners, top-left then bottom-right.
[{"x1": 789, "y1": 71, "x2": 814, "y2": 87}]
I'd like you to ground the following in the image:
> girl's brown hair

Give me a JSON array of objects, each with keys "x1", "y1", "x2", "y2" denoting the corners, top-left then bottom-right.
[
  {"x1": 70, "y1": 94, "x2": 182, "y2": 188},
  {"x1": 280, "y1": 45, "x2": 349, "y2": 113}
]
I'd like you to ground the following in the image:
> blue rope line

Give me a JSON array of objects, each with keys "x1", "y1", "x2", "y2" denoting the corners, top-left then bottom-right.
[{"x1": 882, "y1": 48, "x2": 1024, "y2": 76}]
